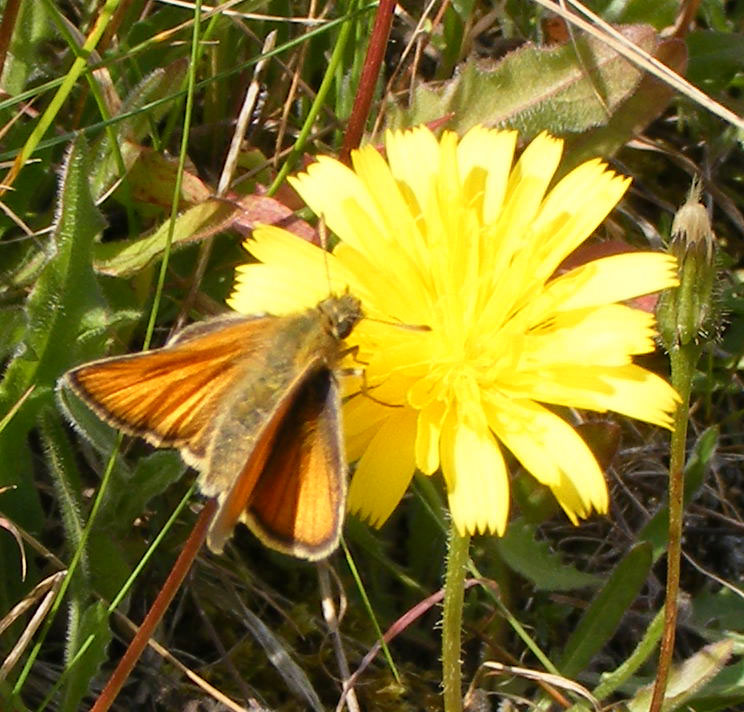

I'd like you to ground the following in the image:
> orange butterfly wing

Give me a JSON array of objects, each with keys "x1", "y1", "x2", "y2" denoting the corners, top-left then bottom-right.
[
  {"x1": 207, "y1": 364, "x2": 345, "y2": 559},
  {"x1": 62, "y1": 314, "x2": 274, "y2": 467}
]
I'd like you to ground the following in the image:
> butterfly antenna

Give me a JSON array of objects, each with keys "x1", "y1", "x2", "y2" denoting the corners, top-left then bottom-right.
[{"x1": 319, "y1": 218, "x2": 334, "y2": 296}]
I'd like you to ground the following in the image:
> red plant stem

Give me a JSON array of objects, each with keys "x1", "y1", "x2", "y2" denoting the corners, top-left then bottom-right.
[
  {"x1": 340, "y1": 0, "x2": 397, "y2": 164},
  {"x1": 0, "y1": 0, "x2": 21, "y2": 79},
  {"x1": 90, "y1": 499, "x2": 216, "y2": 712}
]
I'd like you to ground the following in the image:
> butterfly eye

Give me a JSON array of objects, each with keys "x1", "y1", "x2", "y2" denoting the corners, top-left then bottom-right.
[{"x1": 335, "y1": 314, "x2": 358, "y2": 339}]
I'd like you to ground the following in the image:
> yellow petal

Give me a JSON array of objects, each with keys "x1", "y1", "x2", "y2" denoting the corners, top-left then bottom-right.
[
  {"x1": 507, "y1": 364, "x2": 679, "y2": 429},
  {"x1": 551, "y1": 471, "x2": 598, "y2": 524},
  {"x1": 228, "y1": 227, "x2": 336, "y2": 315},
  {"x1": 348, "y1": 408, "x2": 418, "y2": 527},
  {"x1": 385, "y1": 125, "x2": 441, "y2": 215},
  {"x1": 289, "y1": 154, "x2": 387, "y2": 256},
  {"x1": 457, "y1": 126, "x2": 517, "y2": 225},
  {"x1": 520, "y1": 305, "x2": 659, "y2": 367},
  {"x1": 547, "y1": 252, "x2": 679, "y2": 311},
  {"x1": 486, "y1": 397, "x2": 608, "y2": 516},
  {"x1": 415, "y1": 400, "x2": 447, "y2": 475},
  {"x1": 343, "y1": 395, "x2": 390, "y2": 461},
  {"x1": 440, "y1": 413, "x2": 510, "y2": 535},
  {"x1": 529, "y1": 163, "x2": 630, "y2": 281}
]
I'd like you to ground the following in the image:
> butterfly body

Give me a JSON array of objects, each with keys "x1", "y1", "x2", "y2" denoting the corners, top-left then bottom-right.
[{"x1": 61, "y1": 293, "x2": 363, "y2": 559}]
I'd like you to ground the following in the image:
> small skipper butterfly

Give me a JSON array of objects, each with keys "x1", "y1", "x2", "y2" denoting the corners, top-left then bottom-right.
[{"x1": 60, "y1": 293, "x2": 363, "y2": 560}]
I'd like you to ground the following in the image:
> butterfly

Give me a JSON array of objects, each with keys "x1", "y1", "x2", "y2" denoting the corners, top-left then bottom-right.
[{"x1": 60, "y1": 293, "x2": 363, "y2": 560}]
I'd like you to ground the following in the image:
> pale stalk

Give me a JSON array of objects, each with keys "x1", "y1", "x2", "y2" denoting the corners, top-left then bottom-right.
[
  {"x1": 648, "y1": 341, "x2": 700, "y2": 712},
  {"x1": 442, "y1": 524, "x2": 471, "y2": 712}
]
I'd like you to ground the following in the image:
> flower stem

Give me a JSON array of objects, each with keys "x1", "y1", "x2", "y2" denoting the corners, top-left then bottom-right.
[
  {"x1": 442, "y1": 523, "x2": 471, "y2": 712},
  {"x1": 648, "y1": 342, "x2": 699, "y2": 712}
]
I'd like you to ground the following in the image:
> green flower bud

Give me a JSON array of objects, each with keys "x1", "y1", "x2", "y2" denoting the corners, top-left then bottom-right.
[{"x1": 657, "y1": 179, "x2": 718, "y2": 349}]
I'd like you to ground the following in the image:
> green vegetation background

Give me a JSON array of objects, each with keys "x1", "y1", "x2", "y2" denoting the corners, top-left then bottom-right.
[{"x1": 1, "y1": 1, "x2": 744, "y2": 710}]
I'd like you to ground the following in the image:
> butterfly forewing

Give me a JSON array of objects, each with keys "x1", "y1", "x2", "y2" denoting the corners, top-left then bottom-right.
[{"x1": 64, "y1": 315, "x2": 272, "y2": 466}]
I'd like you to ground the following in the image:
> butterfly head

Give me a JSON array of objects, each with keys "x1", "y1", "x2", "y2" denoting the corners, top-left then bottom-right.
[{"x1": 318, "y1": 292, "x2": 364, "y2": 340}]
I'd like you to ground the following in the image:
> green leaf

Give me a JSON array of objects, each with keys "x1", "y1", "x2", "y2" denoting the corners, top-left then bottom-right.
[
  {"x1": 627, "y1": 639, "x2": 734, "y2": 712},
  {"x1": 0, "y1": 135, "x2": 106, "y2": 561},
  {"x1": 591, "y1": 606, "x2": 666, "y2": 702},
  {"x1": 690, "y1": 586, "x2": 744, "y2": 633},
  {"x1": 686, "y1": 30, "x2": 744, "y2": 93},
  {"x1": 60, "y1": 601, "x2": 112, "y2": 712},
  {"x1": 684, "y1": 657, "x2": 744, "y2": 712},
  {"x1": 38, "y1": 408, "x2": 89, "y2": 580},
  {"x1": 0, "y1": 306, "x2": 26, "y2": 360},
  {"x1": 559, "y1": 542, "x2": 652, "y2": 678},
  {"x1": 598, "y1": 0, "x2": 678, "y2": 29},
  {"x1": 0, "y1": 136, "x2": 106, "y2": 411},
  {"x1": 92, "y1": 199, "x2": 234, "y2": 277},
  {"x1": 56, "y1": 384, "x2": 121, "y2": 458},
  {"x1": 86, "y1": 532, "x2": 133, "y2": 604},
  {"x1": 386, "y1": 24, "x2": 658, "y2": 140},
  {"x1": 96, "y1": 450, "x2": 187, "y2": 537},
  {"x1": 0, "y1": 2, "x2": 52, "y2": 95},
  {"x1": 91, "y1": 58, "x2": 189, "y2": 198},
  {"x1": 496, "y1": 518, "x2": 601, "y2": 591}
]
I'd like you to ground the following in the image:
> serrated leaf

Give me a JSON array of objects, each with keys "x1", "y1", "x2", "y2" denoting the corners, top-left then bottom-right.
[
  {"x1": 561, "y1": 38, "x2": 687, "y2": 174},
  {"x1": 627, "y1": 639, "x2": 734, "y2": 712},
  {"x1": 559, "y1": 542, "x2": 652, "y2": 678},
  {"x1": 496, "y1": 519, "x2": 600, "y2": 591},
  {"x1": 386, "y1": 25, "x2": 658, "y2": 140}
]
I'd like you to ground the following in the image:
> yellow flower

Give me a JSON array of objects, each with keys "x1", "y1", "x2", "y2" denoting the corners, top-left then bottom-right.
[{"x1": 229, "y1": 126, "x2": 679, "y2": 536}]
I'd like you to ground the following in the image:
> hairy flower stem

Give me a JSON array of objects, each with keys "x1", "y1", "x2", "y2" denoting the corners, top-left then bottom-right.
[
  {"x1": 442, "y1": 525, "x2": 471, "y2": 712},
  {"x1": 648, "y1": 342, "x2": 700, "y2": 712}
]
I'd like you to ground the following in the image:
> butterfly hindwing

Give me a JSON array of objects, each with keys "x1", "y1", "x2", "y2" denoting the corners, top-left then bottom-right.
[
  {"x1": 247, "y1": 368, "x2": 345, "y2": 558},
  {"x1": 206, "y1": 363, "x2": 345, "y2": 559}
]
